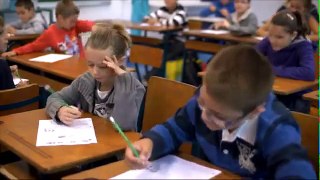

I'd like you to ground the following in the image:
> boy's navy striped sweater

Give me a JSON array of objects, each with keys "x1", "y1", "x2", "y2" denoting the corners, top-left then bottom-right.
[{"x1": 143, "y1": 92, "x2": 316, "y2": 179}]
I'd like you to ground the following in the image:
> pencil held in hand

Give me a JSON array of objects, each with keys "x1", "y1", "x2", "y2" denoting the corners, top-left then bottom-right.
[{"x1": 109, "y1": 116, "x2": 140, "y2": 158}]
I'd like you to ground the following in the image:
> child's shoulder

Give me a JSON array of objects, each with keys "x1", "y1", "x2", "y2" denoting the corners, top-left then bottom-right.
[{"x1": 258, "y1": 93, "x2": 296, "y2": 131}]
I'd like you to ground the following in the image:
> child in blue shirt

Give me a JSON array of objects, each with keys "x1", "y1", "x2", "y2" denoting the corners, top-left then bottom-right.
[
  {"x1": 256, "y1": 10, "x2": 315, "y2": 113},
  {"x1": 124, "y1": 45, "x2": 316, "y2": 179},
  {"x1": 200, "y1": 0, "x2": 235, "y2": 18}
]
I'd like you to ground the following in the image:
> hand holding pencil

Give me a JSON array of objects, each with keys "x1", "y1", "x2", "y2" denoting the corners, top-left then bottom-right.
[
  {"x1": 45, "y1": 85, "x2": 82, "y2": 125},
  {"x1": 124, "y1": 138, "x2": 154, "y2": 169}
]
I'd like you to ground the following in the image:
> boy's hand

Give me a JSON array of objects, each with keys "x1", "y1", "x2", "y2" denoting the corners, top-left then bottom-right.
[
  {"x1": 57, "y1": 106, "x2": 82, "y2": 125},
  {"x1": 209, "y1": 4, "x2": 216, "y2": 12},
  {"x1": 103, "y1": 55, "x2": 126, "y2": 75},
  {"x1": 16, "y1": 80, "x2": 29, "y2": 88},
  {"x1": 1, "y1": 51, "x2": 17, "y2": 57},
  {"x1": 220, "y1": 8, "x2": 229, "y2": 18},
  {"x1": 214, "y1": 20, "x2": 230, "y2": 29},
  {"x1": 10, "y1": 65, "x2": 18, "y2": 73},
  {"x1": 125, "y1": 138, "x2": 153, "y2": 169}
]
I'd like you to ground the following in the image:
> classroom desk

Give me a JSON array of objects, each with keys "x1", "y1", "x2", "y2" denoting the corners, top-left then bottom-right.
[
  {"x1": 62, "y1": 153, "x2": 240, "y2": 179},
  {"x1": 198, "y1": 72, "x2": 318, "y2": 95},
  {"x1": 8, "y1": 52, "x2": 87, "y2": 81},
  {"x1": 183, "y1": 29, "x2": 261, "y2": 44},
  {"x1": 303, "y1": 90, "x2": 318, "y2": 103},
  {"x1": 7, "y1": 52, "x2": 87, "y2": 90},
  {"x1": 0, "y1": 109, "x2": 140, "y2": 174},
  {"x1": 7, "y1": 34, "x2": 39, "y2": 41},
  {"x1": 273, "y1": 78, "x2": 318, "y2": 95},
  {"x1": 7, "y1": 34, "x2": 40, "y2": 51}
]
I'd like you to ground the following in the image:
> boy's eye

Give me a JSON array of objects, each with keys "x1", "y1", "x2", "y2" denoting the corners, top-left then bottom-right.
[{"x1": 87, "y1": 64, "x2": 94, "y2": 67}]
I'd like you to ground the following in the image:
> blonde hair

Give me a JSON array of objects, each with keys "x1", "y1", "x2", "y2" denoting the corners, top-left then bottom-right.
[
  {"x1": 85, "y1": 23, "x2": 131, "y2": 59},
  {"x1": 55, "y1": 0, "x2": 80, "y2": 18}
]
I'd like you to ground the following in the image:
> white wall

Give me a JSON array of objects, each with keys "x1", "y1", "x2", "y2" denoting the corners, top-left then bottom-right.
[{"x1": 4, "y1": 0, "x2": 318, "y2": 25}]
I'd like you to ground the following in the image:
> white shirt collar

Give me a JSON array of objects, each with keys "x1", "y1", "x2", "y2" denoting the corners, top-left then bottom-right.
[
  {"x1": 231, "y1": 8, "x2": 252, "y2": 23},
  {"x1": 221, "y1": 115, "x2": 258, "y2": 145}
]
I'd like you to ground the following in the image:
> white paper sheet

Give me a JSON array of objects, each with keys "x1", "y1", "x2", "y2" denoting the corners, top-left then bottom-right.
[
  {"x1": 36, "y1": 118, "x2": 97, "y2": 146},
  {"x1": 255, "y1": 36, "x2": 264, "y2": 41},
  {"x1": 139, "y1": 23, "x2": 161, "y2": 27},
  {"x1": 201, "y1": 29, "x2": 229, "y2": 35},
  {"x1": 29, "y1": 54, "x2": 72, "y2": 63},
  {"x1": 12, "y1": 77, "x2": 29, "y2": 85},
  {"x1": 111, "y1": 155, "x2": 221, "y2": 179}
]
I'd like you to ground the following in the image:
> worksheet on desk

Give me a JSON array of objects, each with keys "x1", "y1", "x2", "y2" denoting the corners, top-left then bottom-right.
[
  {"x1": 29, "y1": 54, "x2": 72, "y2": 63},
  {"x1": 111, "y1": 155, "x2": 221, "y2": 179},
  {"x1": 36, "y1": 118, "x2": 97, "y2": 146}
]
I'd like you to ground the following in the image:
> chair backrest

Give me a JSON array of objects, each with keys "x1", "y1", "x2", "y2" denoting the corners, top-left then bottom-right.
[
  {"x1": 130, "y1": 44, "x2": 163, "y2": 68},
  {"x1": 142, "y1": 76, "x2": 197, "y2": 132},
  {"x1": 291, "y1": 111, "x2": 318, "y2": 173},
  {"x1": 187, "y1": 20, "x2": 202, "y2": 30},
  {"x1": 0, "y1": 84, "x2": 39, "y2": 116}
]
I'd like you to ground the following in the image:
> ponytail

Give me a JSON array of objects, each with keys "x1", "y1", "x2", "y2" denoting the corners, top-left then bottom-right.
[{"x1": 271, "y1": 10, "x2": 309, "y2": 39}]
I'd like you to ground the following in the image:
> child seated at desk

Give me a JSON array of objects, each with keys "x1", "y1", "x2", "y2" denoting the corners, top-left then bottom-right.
[
  {"x1": 46, "y1": 23, "x2": 146, "y2": 131},
  {"x1": 257, "y1": 0, "x2": 318, "y2": 42},
  {"x1": 200, "y1": 0, "x2": 235, "y2": 18},
  {"x1": 1, "y1": 0, "x2": 94, "y2": 58},
  {"x1": 256, "y1": 10, "x2": 315, "y2": 113},
  {"x1": 124, "y1": 45, "x2": 316, "y2": 179},
  {"x1": 0, "y1": 16, "x2": 26, "y2": 90},
  {"x1": 214, "y1": 0, "x2": 257, "y2": 36},
  {"x1": 144, "y1": 0, "x2": 187, "y2": 27},
  {"x1": 277, "y1": 0, "x2": 318, "y2": 22},
  {"x1": 5, "y1": 0, "x2": 47, "y2": 35}
]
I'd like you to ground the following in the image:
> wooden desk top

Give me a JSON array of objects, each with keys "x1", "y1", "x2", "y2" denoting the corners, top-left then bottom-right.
[
  {"x1": 188, "y1": 16, "x2": 225, "y2": 23},
  {"x1": 95, "y1": 19, "x2": 183, "y2": 33},
  {"x1": 7, "y1": 34, "x2": 39, "y2": 41},
  {"x1": 0, "y1": 109, "x2": 140, "y2": 173},
  {"x1": 62, "y1": 153, "x2": 240, "y2": 179},
  {"x1": 198, "y1": 72, "x2": 318, "y2": 95},
  {"x1": 303, "y1": 90, "x2": 319, "y2": 102},
  {"x1": 8, "y1": 52, "x2": 88, "y2": 81},
  {"x1": 273, "y1": 77, "x2": 318, "y2": 95},
  {"x1": 183, "y1": 29, "x2": 261, "y2": 44}
]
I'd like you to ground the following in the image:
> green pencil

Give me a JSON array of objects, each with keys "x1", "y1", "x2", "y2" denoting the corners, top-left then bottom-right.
[{"x1": 109, "y1": 116, "x2": 140, "y2": 158}]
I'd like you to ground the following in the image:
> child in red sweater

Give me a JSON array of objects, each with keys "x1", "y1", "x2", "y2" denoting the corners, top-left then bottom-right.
[{"x1": 1, "y1": 0, "x2": 94, "y2": 57}]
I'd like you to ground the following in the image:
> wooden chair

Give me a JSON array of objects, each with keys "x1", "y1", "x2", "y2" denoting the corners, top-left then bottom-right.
[
  {"x1": 141, "y1": 76, "x2": 197, "y2": 131},
  {"x1": 0, "y1": 84, "x2": 40, "y2": 116},
  {"x1": 0, "y1": 161, "x2": 35, "y2": 180},
  {"x1": 140, "y1": 76, "x2": 197, "y2": 153},
  {"x1": 187, "y1": 20, "x2": 203, "y2": 30},
  {"x1": 129, "y1": 44, "x2": 163, "y2": 82},
  {"x1": 291, "y1": 111, "x2": 318, "y2": 174},
  {"x1": 0, "y1": 84, "x2": 40, "y2": 179}
]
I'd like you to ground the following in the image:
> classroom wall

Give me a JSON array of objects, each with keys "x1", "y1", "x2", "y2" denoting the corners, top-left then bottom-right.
[{"x1": 3, "y1": 0, "x2": 318, "y2": 25}]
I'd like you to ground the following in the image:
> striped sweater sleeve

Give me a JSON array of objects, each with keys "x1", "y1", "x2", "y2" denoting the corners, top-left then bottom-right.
[
  {"x1": 160, "y1": 5, "x2": 186, "y2": 26},
  {"x1": 142, "y1": 97, "x2": 197, "y2": 160}
]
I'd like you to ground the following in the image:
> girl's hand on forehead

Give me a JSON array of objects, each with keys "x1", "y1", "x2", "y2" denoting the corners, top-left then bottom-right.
[{"x1": 103, "y1": 55, "x2": 126, "y2": 75}]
